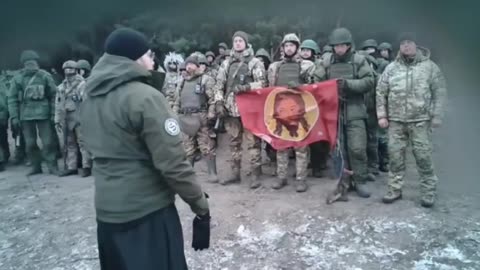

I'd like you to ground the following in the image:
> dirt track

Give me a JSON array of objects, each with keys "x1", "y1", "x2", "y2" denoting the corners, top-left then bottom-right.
[{"x1": 1, "y1": 116, "x2": 479, "y2": 270}]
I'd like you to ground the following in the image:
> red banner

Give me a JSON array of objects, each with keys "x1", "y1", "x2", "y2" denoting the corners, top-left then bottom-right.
[{"x1": 236, "y1": 80, "x2": 339, "y2": 151}]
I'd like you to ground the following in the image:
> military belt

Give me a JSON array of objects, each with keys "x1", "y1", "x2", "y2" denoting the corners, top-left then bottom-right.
[{"x1": 179, "y1": 107, "x2": 206, "y2": 114}]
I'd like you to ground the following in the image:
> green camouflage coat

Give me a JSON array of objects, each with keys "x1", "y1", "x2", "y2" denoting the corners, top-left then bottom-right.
[
  {"x1": 376, "y1": 47, "x2": 447, "y2": 123},
  {"x1": 8, "y1": 69, "x2": 57, "y2": 121}
]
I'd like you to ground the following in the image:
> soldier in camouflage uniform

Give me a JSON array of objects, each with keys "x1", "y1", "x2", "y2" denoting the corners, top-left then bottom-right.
[
  {"x1": 0, "y1": 78, "x2": 8, "y2": 171},
  {"x1": 2, "y1": 70, "x2": 26, "y2": 165},
  {"x1": 377, "y1": 33, "x2": 447, "y2": 208},
  {"x1": 55, "y1": 60, "x2": 91, "y2": 177},
  {"x1": 300, "y1": 39, "x2": 320, "y2": 62},
  {"x1": 173, "y1": 55, "x2": 218, "y2": 183},
  {"x1": 196, "y1": 53, "x2": 218, "y2": 80},
  {"x1": 8, "y1": 50, "x2": 59, "y2": 175},
  {"x1": 214, "y1": 31, "x2": 267, "y2": 188},
  {"x1": 214, "y1": 42, "x2": 228, "y2": 66},
  {"x1": 76, "y1": 59, "x2": 92, "y2": 79},
  {"x1": 376, "y1": 42, "x2": 394, "y2": 172},
  {"x1": 315, "y1": 28, "x2": 375, "y2": 201},
  {"x1": 360, "y1": 39, "x2": 381, "y2": 181},
  {"x1": 161, "y1": 52, "x2": 184, "y2": 108},
  {"x1": 268, "y1": 34, "x2": 315, "y2": 192}
]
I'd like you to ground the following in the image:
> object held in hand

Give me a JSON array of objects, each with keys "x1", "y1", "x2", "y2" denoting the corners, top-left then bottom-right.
[{"x1": 192, "y1": 211, "x2": 211, "y2": 251}]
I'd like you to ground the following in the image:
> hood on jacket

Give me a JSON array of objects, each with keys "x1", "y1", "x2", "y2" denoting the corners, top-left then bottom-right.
[
  {"x1": 85, "y1": 53, "x2": 151, "y2": 97},
  {"x1": 396, "y1": 46, "x2": 431, "y2": 64}
]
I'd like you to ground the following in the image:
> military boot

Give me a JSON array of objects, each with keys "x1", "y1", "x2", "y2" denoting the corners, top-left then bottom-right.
[
  {"x1": 47, "y1": 162, "x2": 59, "y2": 176},
  {"x1": 272, "y1": 177, "x2": 287, "y2": 190},
  {"x1": 0, "y1": 163, "x2": 5, "y2": 172},
  {"x1": 59, "y1": 169, "x2": 78, "y2": 177},
  {"x1": 79, "y1": 168, "x2": 92, "y2": 178},
  {"x1": 420, "y1": 194, "x2": 435, "y2": 208},
  {"x1": 355, "y1": 183, "x2": 371, "y2": 198},
  {"x1": 367, "y1": 173, "x2": 376, "y2": 182},
  {"x1": 382, "y1": 190, "x2": 402, "y2": 204},
  {"x1": 312, "y1": 167, "x2": 325, "y2": 178},
  {"x1": 220, "y1": 161, "x2": 241, "y2": 185},
  {"x1": 295, "y1": 179, "x2": 308, "y2": 193},
  {"x1": 249, "y1": 167, "x2": 261, "y2": 189},
  {"x1": 205, "y1": 155, "x2": 219, "y2": 184},
  {"x1": 27, "y1": 164, "x2": 42, "y2": 176},
  {"x1": 379, "y1": 163, "x2": 389, "y2": 173}
]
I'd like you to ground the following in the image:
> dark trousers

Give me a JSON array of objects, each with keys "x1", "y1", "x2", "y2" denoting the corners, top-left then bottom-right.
[
  {"x1": 0, "y1": 123, "x2": 9, "y2": 162},
  {"x1": 97, "y1": 204, "x2": 188, "y2": 270}
]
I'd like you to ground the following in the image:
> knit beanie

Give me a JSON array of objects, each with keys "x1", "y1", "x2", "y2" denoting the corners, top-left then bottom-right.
[
  {"x1": 232, "y1": 31, "x2": 249, "y2": 44},
  {"x1": 397, "y1": 32, "x2": 417, "y2": 44},
  {"x1": 104, "y1": 28, "x2": 150, "y2": 60}
]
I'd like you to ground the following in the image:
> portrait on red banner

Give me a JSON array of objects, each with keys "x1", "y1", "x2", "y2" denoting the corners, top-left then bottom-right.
[{"x1": 264, "y1": 87, "x2": 320, "y2": 142}]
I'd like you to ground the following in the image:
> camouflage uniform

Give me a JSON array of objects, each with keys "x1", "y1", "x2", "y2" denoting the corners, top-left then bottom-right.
[
  {"x1": 8, "y1": 50, "x2": 59, "y2": 175},
  {"x1": 173, "y1": 57, "x2": 218, "y2": 183},
  {"x1": 377, "y1": 46, "x2": 447, "y2": 206},
  {"x1": 0, "y1": 79, "x2": 8, "y2": 170},
  {"x1": 376, "y1": 42, "x2": 393, "y2": 172},
  {"x1": 268, "y1": 34, "x2": 315, "y2": 192},
  {"x1": 315, "y1": 28, "x2": 376, "y2": 202},
  {"x1": 55, "y1": 62, "x2": 91, "y2": 177},
  {"x1": 161, "y1": 52, "x2": 184, "y2": 108},
  {"x1": 214, "y1": 32, "x2": 267, "y2": 187}
]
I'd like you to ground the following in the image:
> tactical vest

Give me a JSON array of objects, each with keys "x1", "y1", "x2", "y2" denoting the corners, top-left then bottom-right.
[
  {"x1": 62, "y1": 79, "x2": 83, "y2": 112},
  {"x1": 275, "y1": 62, "x2": 301, "y2": 86},
  {"x1": 226, "y1": 60, "x2": 252, "y2": 94},
  {"x1": 179, "y1": 76, "x2": 207, "y2": 111}
]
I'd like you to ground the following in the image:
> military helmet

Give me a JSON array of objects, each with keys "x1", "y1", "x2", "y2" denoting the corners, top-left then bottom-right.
[
  {"x1": 378, "y1": 42, "x2": 393, "y2": 51},
  {"x1": 62, "y1": 60, "x2": 77, "y2": 70},
  {"x1": 361, "y1": 39, "x2": 378, "y2": 50},
  {"x1": 20, "y1": 50, "x2": 40, "y2": 64},
  {"x1": 76, "y1": 59, "x2": 91, "y2": 71},
  {"x1": 218, "y1": 42, "x2": 228, "y2": 49},
  {"x1": 282, "y1": 33, "x2": 301, "y2": 46},
  {"x1": 322, "y1": 45, "x2": 333, "y2": 53},
  {"x1": 197, "y1": 53, "x2": 208, "y2": 65},
  {"x1": 255, "y1": 48, "x2": 271, "y2": 62},
  {"x1": 205, "y1": 51, "x2": 215, "y2": 58},
  {"x1": 329, "y1": 28, "x2": 353, "y2": 46},
  {"x1": 300, "y1": 39, "x2": 320, "y2": 54}
]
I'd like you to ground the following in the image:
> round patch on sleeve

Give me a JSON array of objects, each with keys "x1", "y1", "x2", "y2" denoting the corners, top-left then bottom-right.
[{"x1": 164, "y1": 118, "x2": 180, "y2": 136}]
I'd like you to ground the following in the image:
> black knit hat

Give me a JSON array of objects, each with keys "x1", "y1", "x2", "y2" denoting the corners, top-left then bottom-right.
[
  {"x1": 397, "y1": 32, "x2": 417, "y2": 44},
  {"x1": 104, "y1": 28, "x2": 150, "y2": 60}
]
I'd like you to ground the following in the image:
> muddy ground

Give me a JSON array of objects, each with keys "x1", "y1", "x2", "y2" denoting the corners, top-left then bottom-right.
[{"x1": 0, "y1": 94, "x2": 479, "y2": 270}]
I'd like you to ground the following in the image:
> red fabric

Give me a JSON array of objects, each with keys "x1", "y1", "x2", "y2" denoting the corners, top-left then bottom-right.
[{"x1": 236, "y1": 80, "x2": 339, "y2": 151}]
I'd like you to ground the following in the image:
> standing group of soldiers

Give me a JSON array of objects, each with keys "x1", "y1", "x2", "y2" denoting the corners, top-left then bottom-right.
[
  {"x1": 0, "y1": 52, "x2": 93, "y2": 177},
  {"x1": 0, "y1": 26, "x2": 446, "y2": 208},
  {"x1": 164, "y1": 27, "x2": 446, "y2": 207}
]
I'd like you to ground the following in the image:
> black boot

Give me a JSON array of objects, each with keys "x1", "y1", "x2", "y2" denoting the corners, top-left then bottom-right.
[
  {"x1": 355, "y1": 183, "x2": 371, "y2": 198},
  {"x1": 27, "y1": 164, "x2": 42, "y2": 176},
  {"x1": 79, "y1": 168, "x2": 92, "y2": 178},
  {"x1": 0, "y1": 163, "x2": 5, "y2": 172},
  {"x1": 59, "y1": 169, "x2": 77, "y2": 177},
  {"x1": 205, "y1": 155, "x2": 219, "y2": 183}
]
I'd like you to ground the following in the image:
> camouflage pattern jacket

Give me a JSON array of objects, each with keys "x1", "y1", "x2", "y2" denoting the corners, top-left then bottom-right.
[
  {"x1": 376, "y1": 47, "x2": 447, "y2": 123},
  {"x1": 0, "y1": 80, "x2": 8, "y2": 123},
  {"x1": 267, "y1": 55, "x2": 315, "y2": 86},
  {"x1": 54, "y1": 74, "x2": 86, "y2": 127},
  {"x1": 214, "y1": 47, "x2": 267, "y2": 117},
  {"x1": 8, "y1": 69, "x2": 57, "y2": 121},
  {"x1": 173, "y1": 71, "x2": 216, "y2": 119},
  {"x1": 161, "y1": 70, "x2": 181, "y2": 108}
]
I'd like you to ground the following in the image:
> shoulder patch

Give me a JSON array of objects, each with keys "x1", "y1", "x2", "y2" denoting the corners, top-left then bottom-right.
[{"x1": 164, "y1": 118, "x2": 180, "y2": 136}]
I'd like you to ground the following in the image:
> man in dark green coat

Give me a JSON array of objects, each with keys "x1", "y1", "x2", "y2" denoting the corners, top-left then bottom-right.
[
  {"x1": 315, "y1": 28, "x2": 375, "y2": 202},
  {"x1": 79, "y1": 28, "x2": 210, "y2": 270},
  {"x1": 8, "y1": 50, "x2": 59, "y2": 175}
]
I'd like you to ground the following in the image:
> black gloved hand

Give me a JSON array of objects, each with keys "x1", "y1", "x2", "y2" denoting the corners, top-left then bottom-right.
[
  {"x1": 192, "y1": 211, "x2": 211, "y2": 251},
  {"x1": 10, "y1": 118, "x2": 20, "y2": 133},
  {"x1": 337, "y1": 79, "x2": 347, "y2": 91},
  {"x1": 215, "y1": 102, "x2": 226, "y2": 117},
  {"x1": 207, "y1": 118, "x2": 216, "y2": 128}
]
